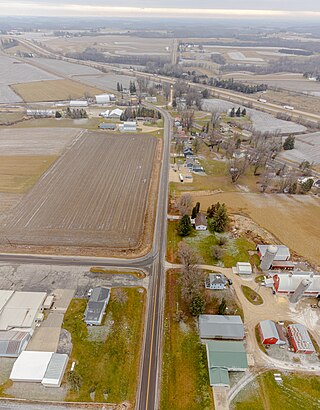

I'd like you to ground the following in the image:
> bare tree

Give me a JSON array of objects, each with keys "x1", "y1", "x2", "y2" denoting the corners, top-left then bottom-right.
[
  {"x1": 210, "y1": 111, "x2": 220, "y2": 130},
  {"x1": 260, "y1": 170, "x2": 272, "y2": 193},
  {"x1": 180, "y1": 109, "x2": 194, "y2": 130},
  {"x1": 228, "y1": 153, "x2": 251, "y2": 183},
  {"x1": 177, "y1": 242, "x2": 204, "y2": 303},
  {"x1": 137, "y1": 77, "x2": 150, "y2": 94},
  {"x1": 176, "y1": 193, "x2": 193, "y2": 215}
]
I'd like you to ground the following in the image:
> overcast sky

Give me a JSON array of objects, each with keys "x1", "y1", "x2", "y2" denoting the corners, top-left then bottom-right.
[{"x1": 0, "y1": 1, "x2": 319, "y2": 18}]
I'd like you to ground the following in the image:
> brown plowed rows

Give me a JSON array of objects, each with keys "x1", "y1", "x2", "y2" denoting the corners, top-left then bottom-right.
[{"x1": 2, "y1": 132, "x2": 157, "y2": 248}]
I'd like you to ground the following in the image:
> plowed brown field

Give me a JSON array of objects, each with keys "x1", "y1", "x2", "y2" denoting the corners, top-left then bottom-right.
[{"x1": 2, "y1": 132, "x2": 158, "y2": 250}]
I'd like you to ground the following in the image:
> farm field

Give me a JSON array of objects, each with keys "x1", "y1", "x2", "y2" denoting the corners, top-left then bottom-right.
[
  {"x1": 11, "y1": 117, "x2": 103, "y2": 129},
  {"x1": 0, "y1": 155, "x2": 57, "y2": 193},
  {"x1": 280, "y1": 131, "x2": 320, "y2": 164},
  {"x1": 0, "y1": 128, "x2": 81, "y2": 155},
  {"x1": 221, "y1": 72, "x2": 320, "y2": 95},
  {"x1": 1, "y1": 132, "x2": 158, "y2": 251},
  {"x1": 45, "y1": 34, "x2": 171, "y2": 55},
  {"x1": 76, "y1": 73, "x2": 137, "y2": 92},
  {"x1": 0, "y1": 111, "x2": 25, "y2": 125},
  {"x1": 33, "y1": 57, "x2": 103, "y2": 77},
  {"x1": 11, "y1": 79, "x2": 104, "y2": 102},
  {"x1": 203, "y1": 99, "x2": 306, "y2": 134},
  {"x1": 0, "y1": 54, "x2": 60, "y2": 84},
  {"x1": 190, "y1": 191, "x2": 320, "y2": 266},
  {"x1": 0, "y1": 85, "x2": 23, "y2": 104}
]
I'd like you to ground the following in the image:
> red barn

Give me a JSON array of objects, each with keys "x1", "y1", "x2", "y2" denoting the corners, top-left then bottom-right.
[
  {"x1": 258, "y1": 320, "x2": 286, "y2": 345},
  {"x1": 287, "y1": 324, "x2": 315, "y2": 354}
]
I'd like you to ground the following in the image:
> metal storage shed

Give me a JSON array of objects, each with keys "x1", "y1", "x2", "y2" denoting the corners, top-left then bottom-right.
[
  {"x1": 199, "y1": 315, "x2": 244, "y2": 340},
  {"x1": 42, "y1": 353, "x2": 68, "y2": 387}
]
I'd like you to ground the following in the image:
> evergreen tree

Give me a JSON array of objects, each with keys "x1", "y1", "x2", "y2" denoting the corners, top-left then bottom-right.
[
  {"x1": 117, "y1": 82, "x2": 120, "y2": 92},
  {"x1": 189, "y1": 295, "x2": 205, "y2": 316},
  {"x1": 55, "y1": 111, "x2": 62, "y2": 118},
  {"x1": 283, "y1": 135, "x2": 295, "y2": 150},
  {"x1": 301, "y1": 178, "x2": 314, "y2": 192},
  {"x1": 236, "y1": 107, "x2": 241, "y2": 117},
  {"x1": 177, "y1": 215, "x2": 192, "y2": 237},
  {"x1": 208, "y1": 203, "x2": 229, "y2": 233},
  {"x1": 230, "y1": 107, "x2": 235, "y2": 117},
  {"x1": 241, "y1": 108, "x2": 247, "y2": 116}
]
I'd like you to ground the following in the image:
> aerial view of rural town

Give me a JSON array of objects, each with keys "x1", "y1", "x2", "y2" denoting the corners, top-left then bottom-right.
[{"x1": 0, "y1": 1, "x2": 319, "y2": 410}]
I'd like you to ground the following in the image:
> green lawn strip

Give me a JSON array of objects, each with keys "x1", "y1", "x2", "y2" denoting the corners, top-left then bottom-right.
[
  {"x1": 64, "y1": 288, "x2": 145, "y2": 405},
  {"x1": 89, "y1": 267, "x2": 145, "y2": 279},
  {"x1": 241, "y1": 285, "x2": 263, "y2": 305},
  {"x1": 160, "y1": 270, "x2": 214, "y2": 410},
  {"x1": 234, "y1": 371, "x2": 320, "y2": 410},
  {"x1": 167, "y1": 220, "x2": 182, "y2": 263}
]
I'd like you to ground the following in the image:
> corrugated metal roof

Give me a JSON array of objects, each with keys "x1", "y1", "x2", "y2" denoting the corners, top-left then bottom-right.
[
  {"x1": 288, "y1": 324, "x2": 315, "y2": 352},
  {"x1": 206, "y1": 340, "x2": 248, "y2": 370},
  {"x1": 0, "y1": 291, "x2": 46, "y2": 330},
  {"x1": 90, "y1": 287, "x2": 110, "y2": 303},
  {"x1": 199, "y1": 315, "x2": 244, "y2": 340},
  {"x1": 0, "y1": 330, "x2": 31, "y2": 356},
  {"x1": 209, "y1": 367, "x2": 230, "y2": 386},
  {"x1": 43, "y1": 353, "x2": 68, "y2": 380},
  {"x1": 259, "y1": 320, "x2": 279, "y2": 340},
  {"x1": 276, "y1": 272, "x2": 320, "y2": 292},
  {"x1": 257, "y1": 245, "x2": 290, "y2": 259},
  {"x1": 84, "y1": 287, "x2": 110, "y2": 324}
]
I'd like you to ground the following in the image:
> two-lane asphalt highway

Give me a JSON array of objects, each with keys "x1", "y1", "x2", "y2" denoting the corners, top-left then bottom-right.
[{"x1": 0, "y1": 105, "x2": 172, "y2": 410}]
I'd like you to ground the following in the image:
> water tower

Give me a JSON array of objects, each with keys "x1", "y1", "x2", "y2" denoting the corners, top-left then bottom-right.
[
  {"x1": 260, "y1": 245, "x2": 278, "y2": 271},
  {"x1": 290, "y1": 278, "x2": 312, "y2": 303}
]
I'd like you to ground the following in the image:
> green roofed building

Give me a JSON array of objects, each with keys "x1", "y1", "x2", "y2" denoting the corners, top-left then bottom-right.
[
  {"x1": 209, "y1": 367, "x2": 230, "y2": 387},
  {"x1": 206, "y1": 340, "x2": 248, "y2": 386}
]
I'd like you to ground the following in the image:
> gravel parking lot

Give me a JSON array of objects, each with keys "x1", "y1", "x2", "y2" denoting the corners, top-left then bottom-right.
[{"x1": 0, "y1": 263, "x2": 148, "y2": 297}]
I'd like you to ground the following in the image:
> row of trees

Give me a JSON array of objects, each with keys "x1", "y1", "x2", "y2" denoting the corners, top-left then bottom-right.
[
  {"x1": 209, "y1": 78, "x2": 268, "y2": 94},
  {"x1": 65, "y1": 108, "x2": 88, "y2": 119},
  {"x1": 120, "y1": 107, "x2": 161, "y2": 121},
  {"x1": 229, "y1": 107, "x2": 247, "y2": 117}
]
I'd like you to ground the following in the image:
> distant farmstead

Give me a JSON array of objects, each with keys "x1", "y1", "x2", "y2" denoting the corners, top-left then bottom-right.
[{"x1": 119, "y1": 121, "x2": 137, "y2": 132}]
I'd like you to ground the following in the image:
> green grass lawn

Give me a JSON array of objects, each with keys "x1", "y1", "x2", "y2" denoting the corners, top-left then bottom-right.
[
  {"x1": 241, "y1": 285, "x2": 263, "y2": 305},
  {"x1": 161, "y1": 271, "x2": 214, "y2": 410},
  {"x1": 63, "y1": 288, "x2": 145, "y2": 405},
  {"x1": 233, "y1": 371, "x2": 320, "y2": 410},
  {"x1": 185, "y1": 231, "x2": 255, "y2": 268},
  {"x1": 167, "y1": 221, "x2": 182, "y2": 263}
]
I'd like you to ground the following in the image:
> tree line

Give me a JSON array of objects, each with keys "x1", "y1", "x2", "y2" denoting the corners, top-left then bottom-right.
[{"x1": 209, "y1": 78, "x2": 268, "y2": 94}]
